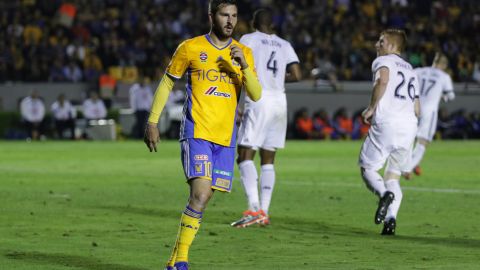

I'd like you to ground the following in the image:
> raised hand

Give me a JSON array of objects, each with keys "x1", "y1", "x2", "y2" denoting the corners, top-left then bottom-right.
[{"x1": 230, "y1": 45, "x2": 248, "y2": 69}]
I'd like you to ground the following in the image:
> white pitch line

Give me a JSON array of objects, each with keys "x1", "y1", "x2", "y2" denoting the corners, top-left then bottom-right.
[{"x1": 280, "y1": 180, "x2": 480, "y2": 195}]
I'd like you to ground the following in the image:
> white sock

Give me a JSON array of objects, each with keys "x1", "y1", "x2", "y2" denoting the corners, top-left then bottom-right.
[
  {"x1": 259, "y1": 164, "x2": 275, "y2": 215},
  {"x1": 238, "y1": 160, "x2": 260, "y2": 211},
  {"x1": 385, "y1": 179, "x2": 403, "y2": 221},
  {"x1": 361, "y1": 168, "x2": 387, "y2": 197},
  {"x1": 409, "y1": 143, "x2": 426, "y2": 171}
]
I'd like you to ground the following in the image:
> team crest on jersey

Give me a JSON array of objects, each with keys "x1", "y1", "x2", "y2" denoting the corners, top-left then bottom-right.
[
  {"x1": 195, "y1": 163, "x2": 203, "y2": 174},
  {"x1": 199, "y1": 51, "x2": 208, "y2": 62},
  {"x1": 204, "y1": 86, "x2": 231, "y2": 98}
]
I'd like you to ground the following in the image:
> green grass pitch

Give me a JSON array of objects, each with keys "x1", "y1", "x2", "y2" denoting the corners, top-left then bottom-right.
[{"x1": 1, "y1": 140, "x2": 479, "y2": 270}]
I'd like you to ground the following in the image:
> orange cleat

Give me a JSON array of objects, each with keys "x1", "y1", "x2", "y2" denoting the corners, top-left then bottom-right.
[
  {"x1": 231, "y1": 210, "x2": 268, "y2": 228},
  {"x1": 413, "y1": 166, "x2": 422, "y2": 176}
]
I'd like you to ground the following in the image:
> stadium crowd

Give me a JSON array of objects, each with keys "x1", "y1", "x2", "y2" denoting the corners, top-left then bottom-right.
[{"x1": 0, "y1": 0, "x2": 479, "y2": 83}]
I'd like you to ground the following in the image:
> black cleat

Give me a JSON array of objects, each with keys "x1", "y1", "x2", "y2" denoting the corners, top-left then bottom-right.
[
  {"x1": 375, "y1": 191, "x2": 394, "y2": 224},
  {"x1": 381, "y1": 218, "x2": 396, "y2": 235}
]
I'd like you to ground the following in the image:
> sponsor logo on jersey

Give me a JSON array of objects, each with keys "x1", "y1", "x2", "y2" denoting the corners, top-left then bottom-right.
[
  {"x1": 194, "y1": 154, "x2": 209, "y2": 161},
  {"x1": 213, "y1": 169, "x2": 232, "y2": 177},
  {"x1": 204, "y1": 86, "x2": 231, "y2": 98},
  {"x1": 200, "y1": 51, "x2": 208, "y2": 62}
]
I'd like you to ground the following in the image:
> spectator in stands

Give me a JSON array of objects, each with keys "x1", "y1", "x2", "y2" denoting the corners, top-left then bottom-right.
[
  {"x1": 0, "y1": 1, "x2": 479, "y2": 82},
  {"x1": 49, "y1": 59, "x2": 66, "y2": 82},
  {"x1": 470, "y1": 112, "x2": 480, "y2": 138},
  {"x1": 83, "y1": 48, "x2": 103, "y2": 82},
  {"x1": 129, "y1": 75, "x2": 153, "y2": 139},
  {"x1": 20, "y1": 90, "x2": 45, "y2": 140},
  {"x1": 473, "y1": 55, "x2": 480, "y2": 84},
  {"x1": 312, "y1": 109, "x2": 334, "y2": 139},
  {"x1": 63, "y1": 60, "x2": 83, "y2": 82},
  {"x1": 437, "y1": 107, "x2": 454, "y2": 139},
  {"x1": 51, "y1": 94, "x2": 76, "y2": 140},
  {"x1": 451, "y1": 109, "x2": 470, "y2": 139},
  {"x1": 332, "y1": 107, "x2": 353, "y2": 139},
  {"x1": 352, "y1": 109, "x2": 370, "y2": 140},
  {"x1": 164, "y1": 88, "x2": 186, "y2": 139},
  {"x1": 82, "y1": 91, "x2": 106, "y2": 121},
  {"x1": 11, "y1": 42, "x2": 25, "y2": 81},
  {"x1": 294, "y1": 108, "x2": 314, "y2": 139},
  {"x1": 312, "y1": 53, "x2": 341, "y2": 91}
]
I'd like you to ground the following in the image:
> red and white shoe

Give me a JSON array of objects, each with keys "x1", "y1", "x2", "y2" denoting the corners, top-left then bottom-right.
[{"x1": 231, "y1": 210, "x2": 268, "y2": 228}]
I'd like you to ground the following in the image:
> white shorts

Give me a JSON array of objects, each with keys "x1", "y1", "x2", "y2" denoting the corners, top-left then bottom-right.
[
  {"x1": 417, "y1": 110, "x2": 437, "y2": 141},
  {"x1": 237, "y1": 92, "x2": 287, "y2": 151},
  {"x1": 358, "y1": 121, "x2": 417, "y2": 174}
]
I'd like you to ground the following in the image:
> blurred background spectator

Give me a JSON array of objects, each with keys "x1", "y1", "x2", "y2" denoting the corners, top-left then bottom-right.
[
  {"x1": 51, "y1": 93, "x2": 76, "y2": 140},
  {"x1": 20, "y1": 89, "x2": 45, "y2": 140},
  {"x1": 293, "y1": 107, "x2": 314, "y2": 139},
  {"x1": 129, "y1": 75, "x2": 153, "y2": 139},
  {"x1": 332, "y1": 107, "x2": 353, "y2": 139},
  {"x1": 82, "y1": 91, "x2": 106, "y2": 121},
  {"x1": 313, "y1": 109, "x2": 334, "y2": 139}
]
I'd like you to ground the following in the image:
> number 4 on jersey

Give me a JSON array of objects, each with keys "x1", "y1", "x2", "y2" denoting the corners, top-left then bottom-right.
[{"x1": 267, "y1": 51, "x2": 278, "y2": 77}]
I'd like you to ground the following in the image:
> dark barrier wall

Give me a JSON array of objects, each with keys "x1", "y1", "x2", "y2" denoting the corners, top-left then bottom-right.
[{"x1": 1, "y1": 82, "x2": 479, "y2": 116}]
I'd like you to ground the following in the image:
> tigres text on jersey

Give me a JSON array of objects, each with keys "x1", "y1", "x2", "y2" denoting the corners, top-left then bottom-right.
[{"x1": 166, "y1": 34, "x2": 256, "y2": 147}]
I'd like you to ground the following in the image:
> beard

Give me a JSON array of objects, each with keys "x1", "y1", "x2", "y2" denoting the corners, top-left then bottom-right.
[{"x1": 212, "y1": 21, "x2": 233, "y2": 39}]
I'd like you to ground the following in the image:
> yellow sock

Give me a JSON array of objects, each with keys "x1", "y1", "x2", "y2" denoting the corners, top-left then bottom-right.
[
  {"x1": 168, "y1": 206, "x2": 202, "y2": 264},
  {"x1": 165, "y1": 238, "x2": 178, "y2": 267}
]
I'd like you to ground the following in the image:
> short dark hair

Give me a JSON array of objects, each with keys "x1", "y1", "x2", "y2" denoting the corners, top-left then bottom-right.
[
  {"x1": 381, "y1": 28, "x2": 407, "y2": 52},
  {"x1": 253, "y1": 8, "x2": 273, "y2": 29},
  {"x1": 209, "y1": 0, "x2": 237, "y2": 15}
]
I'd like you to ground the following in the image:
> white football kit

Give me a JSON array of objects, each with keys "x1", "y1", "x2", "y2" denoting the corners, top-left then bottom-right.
[
  {"x1": 415, "y1": 67, "x2": 454, "y2": 141},
  {"x1": 237, "y1": 31, "x2": 299, "y2": 150},
  {"x1": 51, "y1": 100, "x2": 76, "y2": 121},
  {"x1": 20, "y1": 96, "x2": 45, "y2": 123},
  {"x1": 359, "y1": 54, "x2": 419, "y2": 174}
]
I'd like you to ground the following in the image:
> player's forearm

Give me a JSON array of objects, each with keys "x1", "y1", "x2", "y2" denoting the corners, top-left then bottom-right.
[
  {"x1": 368, "y1": 80, "x2": 388, "y2": 110},
  {"x1": 147, "y1": 74, "x2": 175, "y2": 124},
  {"x1": 285, "y1": 63, "x2": 302, "y2": 82},
  {"x1": 285, "y1": 73, "x2": 301, "y2": 82},
  {"x1": 242, "y1": 67, "x2": 262, "y2": 101}
]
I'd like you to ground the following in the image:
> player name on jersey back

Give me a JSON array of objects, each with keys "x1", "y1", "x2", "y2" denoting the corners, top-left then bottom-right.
[{"x1": 240, "y1": 31, "x2": 299, "y2": 93}]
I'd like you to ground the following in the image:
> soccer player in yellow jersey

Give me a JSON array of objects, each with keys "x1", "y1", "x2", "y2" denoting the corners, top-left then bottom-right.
[{"x1": 144, "y1": 1, "x2": 261, "y2": 269}]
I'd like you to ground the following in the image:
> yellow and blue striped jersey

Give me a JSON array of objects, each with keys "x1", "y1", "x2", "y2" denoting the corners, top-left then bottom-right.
[{"x1": 166, "y1": 34, "x2": 256, "y2": 147}]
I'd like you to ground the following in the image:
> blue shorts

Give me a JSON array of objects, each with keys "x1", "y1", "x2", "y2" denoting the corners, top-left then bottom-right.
[{"x1": 180, "y1": 138, "x2": 235, "y2": 192}]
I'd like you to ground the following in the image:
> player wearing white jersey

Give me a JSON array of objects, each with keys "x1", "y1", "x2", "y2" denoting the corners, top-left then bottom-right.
[
  {"x1": 359, "y1": 29, "x2": 420, "y2": 235},
  {"x1": 231, "y1": 8, "x2": 301, "y2": 228},
  {"x1": 404, "y1": 53, "x2": 455, "y2": 178}
]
